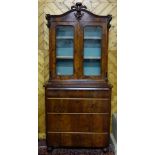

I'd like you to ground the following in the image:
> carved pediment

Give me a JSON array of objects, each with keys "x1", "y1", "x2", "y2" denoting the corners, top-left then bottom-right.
[{"x1": 46, "y1": 2, "x2": 112, "y2": 29}]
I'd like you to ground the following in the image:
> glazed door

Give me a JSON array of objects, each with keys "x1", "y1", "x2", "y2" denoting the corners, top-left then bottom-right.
[
  {"x1": 49, "y1": 22, "x2": 78, "y2": 79},
  {"x1": 80, "y1": 22, "x2": 108, "y2": 80}
]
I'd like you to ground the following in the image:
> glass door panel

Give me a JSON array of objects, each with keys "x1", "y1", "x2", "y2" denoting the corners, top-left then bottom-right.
[
  {"x1": 84, "y1": 59, "x2": 101, "y2": 76},
  {"x1": 56, "y1": 59, "x2": 73, "y2": 76},
  {"x1": 56, "y1": 26, "x2": 74, "y2": 75},
  {"x1": 84, "y1": 40, "x2": 101, "y2": 58},
  {"x1": 57, "y1": 39, "x2": 73, "y2": 58},
  {"x1": 83, "y1": 26, "x2": 102, "y2": 76}
]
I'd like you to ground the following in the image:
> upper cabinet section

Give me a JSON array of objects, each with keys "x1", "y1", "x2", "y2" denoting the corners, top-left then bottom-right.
[
  {"x1": 46, "y1": 2, "x2": 112, "y2": 28},
  {"x1": 46, "y1": 2, "x2": 112, "y2": 81}
]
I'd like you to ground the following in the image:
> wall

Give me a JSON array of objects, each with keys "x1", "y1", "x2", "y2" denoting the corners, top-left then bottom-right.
[{"x1": 38, "y1": 0, "x2": 117, "y2": 139}]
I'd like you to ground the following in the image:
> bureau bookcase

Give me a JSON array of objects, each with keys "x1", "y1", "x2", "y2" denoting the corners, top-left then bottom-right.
[{"x1": 45, "y1": 2, "x2": 112, "y2": 151}]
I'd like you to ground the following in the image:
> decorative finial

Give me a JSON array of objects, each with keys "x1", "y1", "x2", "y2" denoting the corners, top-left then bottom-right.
[
  {"x1": 71, "y1": 2, "x2": 87, "y2": 20},
  {"x1": 107, "y1": 15, "x2": 112, "y2": 29},
  {"x1": 46, "y1": 14, "x2": 51, "y2": 28}
]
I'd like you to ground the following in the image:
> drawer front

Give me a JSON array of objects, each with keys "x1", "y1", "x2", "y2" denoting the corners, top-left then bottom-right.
[
  {"x1": 46, "y1": 114, "x2": 110, "y2": 132},
  {"x1": 47, "y1": 132, "x2": 109, "y2": 147},
  {"x1": 46, "y1": 89, "x2": 111, "y2": 98},
  {"x1": 46, "y1": 98, "x2": 110, "y2": 113}
]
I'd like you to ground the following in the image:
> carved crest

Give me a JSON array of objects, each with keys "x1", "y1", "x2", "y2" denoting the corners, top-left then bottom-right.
[{"x1": 71, "y1": 2, "x2": 87, "y2": 20}]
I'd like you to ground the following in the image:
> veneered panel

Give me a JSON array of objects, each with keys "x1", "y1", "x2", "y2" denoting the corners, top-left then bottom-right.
[
  {"x1": 47, "y1": 113, "x2": 110, "y2": 132},
  {"x1": 47, "y1": 132, "x2": 109, "y2": 147},
  {"x1": 46, "y1": 98, "x2": 110, "y2": 113}
]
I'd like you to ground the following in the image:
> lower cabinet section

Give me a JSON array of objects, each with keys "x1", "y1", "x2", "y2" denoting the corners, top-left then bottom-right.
[
  {"x1": 47, "y1": 132, "x2": 109, "y2": 147},
  {"x1": 45, "y1": 85, "x2": 112, "y2": 148}
]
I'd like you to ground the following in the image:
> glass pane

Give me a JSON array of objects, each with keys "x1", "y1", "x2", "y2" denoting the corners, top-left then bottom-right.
[
  {"x1": 57, "y1": 39, "x2": 73, "y2": 57},
  {"x1": 84, "y1": 60, "x2": 101, "y2": 76},
  {"x1": 84, "y1": 40, "x2": 101, "y2": 58},
  {"x1": 56, "y1": 26, "x2": 74, "y2": 75},
  {"x1": 84, "y1": 26, "x2": 102, "y2": 76},
  {"x1": 56, "y1": 60, "x2": 73, "y2": 75},
  {"x1": 84, "y1": 26, "x2": 102, "y2": 38},
  {"x1": 57, "y1": 26, "x2": 74, "y2": 38}
]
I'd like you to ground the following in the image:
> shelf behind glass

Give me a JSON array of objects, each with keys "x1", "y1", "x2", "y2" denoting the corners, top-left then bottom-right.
[
  {"x1": 56, "y1": 36, "x2": 74, "y2": 39},
  {"x1": 84, "y1": 57, "x2": 101, "y2": 60},
  {"x1": 56, "y1": 56, "x2": 73, "y2": 59},
  {"x1": 84, "y1": 36, "x2": 101, "y2": 40}
]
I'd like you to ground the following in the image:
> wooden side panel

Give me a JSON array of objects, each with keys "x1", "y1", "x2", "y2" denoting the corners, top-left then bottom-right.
[
  {"x1": 47, "y1": 114, "x2": 109, "y2": 132},
  {"x1": 46, "y1": 98, "x2": 110, "y2": 113},
  {"x1": 47, "y1": 133, "x2": 109, "y2": 147}
]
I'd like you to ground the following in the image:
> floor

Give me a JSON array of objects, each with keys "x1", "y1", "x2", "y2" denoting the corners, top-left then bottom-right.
[{"x1": 38, "y1": 140, "x2": 115, "y2": 155}]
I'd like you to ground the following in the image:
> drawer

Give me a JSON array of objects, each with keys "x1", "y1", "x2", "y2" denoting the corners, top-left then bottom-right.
[
  {"x1": 47, "y1": 132, "x2": 109, "y2": 147},
  {"x1": 46, "y1": 98, "x2": 110, "y2": 113},
  {"x1": 46, "y1": 89, "x2": 111, "y2": 98},
  {"x1": 46, "y1": 113, "x2": 110, "y2": 132}
]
